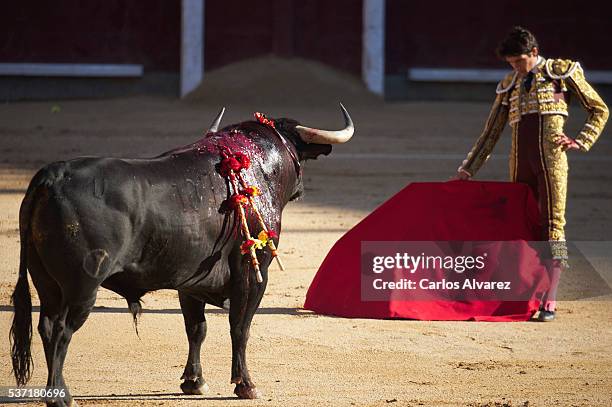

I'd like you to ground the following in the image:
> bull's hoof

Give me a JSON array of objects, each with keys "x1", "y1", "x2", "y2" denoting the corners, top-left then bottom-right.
[
  {"x1": 180, "y1": 378, "x2": 209, "y2": 395},
  {"x1": 234, "y1": 383, "x2": 260, "y2": 399}
]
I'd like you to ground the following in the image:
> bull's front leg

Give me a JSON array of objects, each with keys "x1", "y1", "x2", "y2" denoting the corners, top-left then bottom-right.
[
  {"x1": 229, "y1": 255, "x2": 268, "y2": 399},
  {"x1": 178, "y1": 291, "x2": 209, "y2": 395}
]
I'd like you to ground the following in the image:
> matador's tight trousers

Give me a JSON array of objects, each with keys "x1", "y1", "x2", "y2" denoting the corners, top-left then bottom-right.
[
  {"x1": 515, "y1": 114, "x2": 552, "y2": 239},
  {"x1": 514, "y1": 113, "x2": 561, "y2": 308}
]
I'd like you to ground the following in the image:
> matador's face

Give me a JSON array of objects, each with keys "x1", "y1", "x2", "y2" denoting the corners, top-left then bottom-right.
[{"x1": 505, "y1": 47, "x2": 539, "y2": 75}]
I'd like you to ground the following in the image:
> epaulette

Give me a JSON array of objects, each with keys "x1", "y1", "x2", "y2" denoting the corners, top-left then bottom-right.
[
  {"x1": 545, "y1": 58, "x2": 581, "y2": 80},
  {"x1": 496, "y1": 71, "x2": 518, "y2": 94}
]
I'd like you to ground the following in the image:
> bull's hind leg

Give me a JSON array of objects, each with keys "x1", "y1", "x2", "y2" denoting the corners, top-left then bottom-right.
[
  {"x1": 34, "y1": 271, "x2": 97, "y2": 407},
  {"x1": 27, "y1": 246, "x2": 84, "y2": 407},
  {"x1": 228, "y1": 258, "x2": 268, "y2": 399},
  {"x1": 178, "y1": 291, "x2": 209, "y2": 394},
  {"x1": 42, "y1": 292, "x2": 97, "y2": 407}
]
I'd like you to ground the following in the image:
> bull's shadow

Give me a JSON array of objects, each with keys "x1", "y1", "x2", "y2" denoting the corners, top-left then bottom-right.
[
  {"x1": 0, "y1": 305, "x2": 312, "y2": 315},
  {"x1": 74, "y1": 393, "x2": 238, "y2": 401},
  {"x1": 0, "y1": 393, "x2": 240, "y2": 403}
]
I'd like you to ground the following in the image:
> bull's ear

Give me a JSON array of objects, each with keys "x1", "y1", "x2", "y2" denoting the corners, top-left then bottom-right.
[{"x1": 298, "y1": 143, "x2": 332, "y2": 160}]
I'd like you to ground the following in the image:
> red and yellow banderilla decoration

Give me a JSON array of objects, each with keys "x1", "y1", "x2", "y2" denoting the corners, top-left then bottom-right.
[
  {"x1": 238, "y1": 179, "x2": 285, "y2": 271},
  {"x1": 219, "y1": 149, "x2": 284, "y2": 283}
]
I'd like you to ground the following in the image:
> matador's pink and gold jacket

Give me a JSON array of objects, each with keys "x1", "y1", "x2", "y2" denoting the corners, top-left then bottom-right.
[
  {"x1": 459, "y1": 57, "x2": 608, "y2": 253},
  {"x1": 460, "y1": 57, "x2": 609, "y2": 177}
]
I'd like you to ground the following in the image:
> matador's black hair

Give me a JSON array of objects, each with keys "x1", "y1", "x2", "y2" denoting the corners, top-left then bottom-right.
[{"x1": 496, "y1": 26, "x2": 539, "y2": 59}]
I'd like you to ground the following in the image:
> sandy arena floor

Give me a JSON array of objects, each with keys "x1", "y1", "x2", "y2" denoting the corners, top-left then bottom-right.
[{"x1": 1, "y1": 60, "x2": 611, "y2": 406}]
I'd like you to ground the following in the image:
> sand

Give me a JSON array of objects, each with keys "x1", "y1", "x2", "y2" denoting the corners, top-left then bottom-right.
[{"x1": 0, "y1": 58, "x2": 611, "y2": 406}]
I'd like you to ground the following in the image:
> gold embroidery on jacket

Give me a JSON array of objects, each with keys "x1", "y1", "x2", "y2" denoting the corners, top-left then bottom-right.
[
  {"x1": 460, "y1": 58, "x2": 608, "y2": 244},
  {"x1": 564, "y1": 62, "x2": 609, "y2": 151}
]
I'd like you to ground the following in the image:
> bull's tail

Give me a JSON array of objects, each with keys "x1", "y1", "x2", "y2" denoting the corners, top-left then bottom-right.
[
  {"x1": 10, "y1": 223, "x2": 33, "y2": 386},
  {"x1": 10, "y1": 170, "x2": 47, "y2": 386}
]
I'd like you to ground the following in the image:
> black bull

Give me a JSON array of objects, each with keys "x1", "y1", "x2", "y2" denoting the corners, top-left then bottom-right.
[{"x1": 10, "y1": 106, "x2": 353, "y2": 405}]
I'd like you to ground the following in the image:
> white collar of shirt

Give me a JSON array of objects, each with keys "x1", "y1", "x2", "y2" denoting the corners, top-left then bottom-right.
[{"x1": 532, "y1": 55, "x2": 545, "y2": 73}]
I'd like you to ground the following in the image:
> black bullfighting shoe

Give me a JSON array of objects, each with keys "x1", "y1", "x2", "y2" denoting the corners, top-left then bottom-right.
[
  {"x1": 537, "y1": 309, "x2": 556, "y2": 322},
  {"x1": 537, "y1": 298, "x2": 557, "y2": 322}
]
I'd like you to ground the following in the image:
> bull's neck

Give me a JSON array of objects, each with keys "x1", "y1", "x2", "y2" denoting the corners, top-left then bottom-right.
[
  {"x1": 218, "y1": 122, "x2": 299, "y2": 209},
  {"x1": 255, "y1": 128, "x2": 300, "y2": 208}
]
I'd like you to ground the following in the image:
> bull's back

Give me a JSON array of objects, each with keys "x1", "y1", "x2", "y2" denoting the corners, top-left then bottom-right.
[{"x1": 25, "y1": 155, "x2": 232, "y2": 290}]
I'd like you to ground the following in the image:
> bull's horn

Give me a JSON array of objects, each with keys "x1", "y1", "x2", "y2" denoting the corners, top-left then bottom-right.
[
  {"x1": 295, "y1": 103, "x2": 354, "y2": 144},
  {"x1": 207, "y1": 107, "x2": 226, "y2": 133}
]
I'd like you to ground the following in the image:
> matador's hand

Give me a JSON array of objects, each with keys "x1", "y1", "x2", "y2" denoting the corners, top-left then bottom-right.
[
  {"x1": 554, "y1": 134, "x2": 580, "y2": 152},
  {"x1": 454, "y1": 168, "x2": 471, "y2": 180}
]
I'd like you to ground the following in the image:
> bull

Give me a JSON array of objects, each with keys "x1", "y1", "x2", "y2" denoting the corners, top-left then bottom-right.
[{"x1": 10, "y1": 104, "x2": 354, "y2": 406}]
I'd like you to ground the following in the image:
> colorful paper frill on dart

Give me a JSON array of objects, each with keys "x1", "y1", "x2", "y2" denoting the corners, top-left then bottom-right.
[{"x1": 214, "y1": 112, "x2": 285, "y2": 282}]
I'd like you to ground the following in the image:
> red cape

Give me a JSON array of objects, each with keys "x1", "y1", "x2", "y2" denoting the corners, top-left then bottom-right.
[{"x1": 304, "y1": 181, "x2": 545, "y2": 321}]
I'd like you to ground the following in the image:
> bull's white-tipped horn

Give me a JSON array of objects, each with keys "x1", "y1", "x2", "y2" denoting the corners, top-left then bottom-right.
[
  {"x1": 295, "y1": 103, "x2": 354, "y2": 144},
  {"x1": 207, "y1": 107, "x2": 226, "y2": 133}
]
